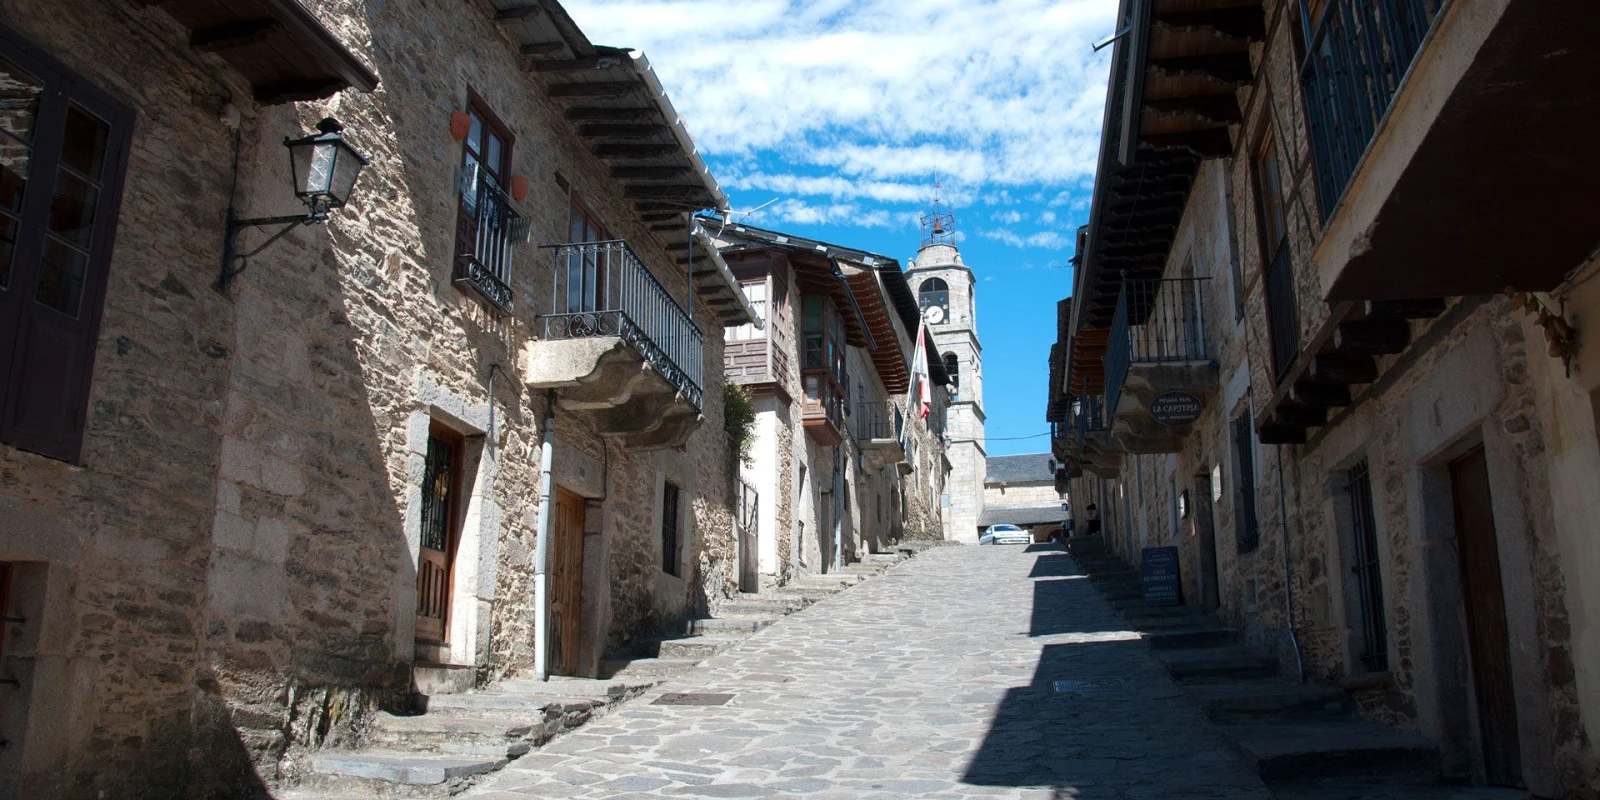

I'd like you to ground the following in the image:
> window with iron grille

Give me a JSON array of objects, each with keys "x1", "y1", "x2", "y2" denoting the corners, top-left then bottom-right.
[
  {"x1": 453, "y1": 94, "x2": 518, "y2": 312},
  {"x1": 661, "y1": 481, "x2": 681, "y2": 576},
  {"x1": 0, "y1": 22, "x2": 133, "y2": 465},
  {"x1": 1347, "y1": 461, "x2": 1389, "y2": 671},
  {"x1": 1232, "y1": 413, "x2": 1260, "y2": 553}
]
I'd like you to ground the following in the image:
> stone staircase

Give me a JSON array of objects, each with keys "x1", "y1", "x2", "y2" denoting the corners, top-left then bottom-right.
[
  {"x1": 280, "y1": 549, "x2": 913, "y2": 798},
  {"x1": 1064, "y1": 535, "x2": 1442, "y2": 788}
]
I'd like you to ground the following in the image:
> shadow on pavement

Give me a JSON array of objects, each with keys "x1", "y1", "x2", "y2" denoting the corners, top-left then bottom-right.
[
  {"x1": 1028, "y1": 553, "x2": 1079, "y2": 578},
  {"x1": 966, "y1": 549, "x2": 1155, "y2": 794}
]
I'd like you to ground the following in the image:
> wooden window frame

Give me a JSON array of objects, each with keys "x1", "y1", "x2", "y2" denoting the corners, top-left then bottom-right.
[
  {"x1": 0, "y1": 21, "x2": 134, "y2": 465},
  {"x1": 1231, "y1": 411, "x2": 1261, "y2": 554},
  {"x1": 453, "y1": 89, "x2": 516, "y2": 310}
]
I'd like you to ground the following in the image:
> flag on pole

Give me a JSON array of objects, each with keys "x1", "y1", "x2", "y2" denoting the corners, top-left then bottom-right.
[{"x1": 907, "y1": 319, "x2": 930, "y2": 421}]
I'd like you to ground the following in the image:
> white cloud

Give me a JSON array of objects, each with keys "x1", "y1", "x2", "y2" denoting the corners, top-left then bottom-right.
[
  {"x1": 979, "y1": 228, "x2": 1072, "y2": 249},
  {"x1": 564, "y1": 0, "x2": 1115, "y2": 229},
  {"x1": 995, "y1": 210, "x2": 1025, "y2": 225}
]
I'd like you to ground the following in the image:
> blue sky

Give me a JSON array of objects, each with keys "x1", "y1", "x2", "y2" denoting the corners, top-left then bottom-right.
[{"x1": 566, "y1": 0, "x2": 1117, "y2": 455}]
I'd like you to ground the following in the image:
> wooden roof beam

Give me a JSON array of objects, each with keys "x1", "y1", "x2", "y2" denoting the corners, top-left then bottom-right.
[
  {"x1": 1144, "y1": 93, "x2": 1243, "y2": 126},
  {"x1": 1153, "y1": 6, "x2": 1267, "y2": 42},
  {"x1": 578, "y1": 123, "x2": 668, "y2": 139},
  {"x1": 1149, "y1": 53, "x2": 1254, "y2": 86},
  {"x1": 566, "y1": 106, "x2": 660, "y2": 122},
  {"x1": 495, "y1": 4, "x2": 544, "y2": 22},
  {"x1": 1141, "y1": 128, "x2": 1235, "y2": 158},
  {"x1": 547, "y1": 81, "x2": 636, "y2": 98},
  {"x1": 594, "y1": 143, "x2": 680, "y2": 158},
  {"x1": 190, "y1": 18, "x2": 279, "y2": 53}
]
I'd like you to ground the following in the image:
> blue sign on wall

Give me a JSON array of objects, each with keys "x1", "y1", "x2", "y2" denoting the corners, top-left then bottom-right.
[{"x1": 1141, "y1": 546, "x2": 1182, "y2": 606}]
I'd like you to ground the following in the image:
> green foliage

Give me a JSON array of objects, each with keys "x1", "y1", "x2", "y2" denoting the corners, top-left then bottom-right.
[{"x1": 723, "y1": 382, "x2": 757, "y2": 465}]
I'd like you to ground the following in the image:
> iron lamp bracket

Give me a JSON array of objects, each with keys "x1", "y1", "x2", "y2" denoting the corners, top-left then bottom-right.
[{"x1": 219, "y1": 204, "x2": 330, "y2": 290}]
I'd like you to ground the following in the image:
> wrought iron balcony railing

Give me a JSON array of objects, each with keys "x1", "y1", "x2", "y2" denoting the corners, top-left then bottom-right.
[
  {"x1": 1104, "y1": 278, "x2": 1211, "y2": 416},
  {"x1": 454, "y1": 174, "x2": 520, "y2": 312},
  {"x1": 1069, "y1": 394, "x2": 1107, "y2": 450},
  {"x1": 853, "y1": 401, "x2": 904, "y2": 442},
  {"x1": 541, "y1": 240, "x2": 704, "y2": 411},
  {"x1": 1300, "y1": 0, "x2": 1444, "y2": 216}
]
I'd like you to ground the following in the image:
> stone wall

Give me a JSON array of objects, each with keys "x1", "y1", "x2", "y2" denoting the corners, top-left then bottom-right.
[
  {"x1": 983, "y1": 482, "x2": 1062, "y2": 508},
  {"x1": 0, "y1": 0, "x2": 745, "y2": 794}
]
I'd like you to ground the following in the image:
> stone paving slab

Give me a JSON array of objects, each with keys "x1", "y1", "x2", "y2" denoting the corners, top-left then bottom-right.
[{"x1": 461, "y1": 545, "x2": 1280, "y2": 799}]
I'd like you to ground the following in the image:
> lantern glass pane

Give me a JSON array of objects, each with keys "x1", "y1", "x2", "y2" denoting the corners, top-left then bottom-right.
[
  {"x1": 304, "y1": 141, "x2": 337, "y2": 198},
  {"x1": 286, "y1": 140, "x2": 311, "y2": 196},
  {"x1": 327, "y1": 142, "x2": 363, "y2": 206}
]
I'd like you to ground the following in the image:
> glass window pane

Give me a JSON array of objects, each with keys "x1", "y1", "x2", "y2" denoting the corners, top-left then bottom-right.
[
  {"x1": 49, "y1": 170, "x2": 99, "y2": 248},
  {"x1": 0, "y1": 214, "x2": 17, "y2": 289},
  {"x1": 485, "y1": 133, "x2": 502, "y2": 176},
  {"x1": 466, "y1": 113, "x2": 482, "y2": 155},
  {"x1": 0, "y1": 136, "x2": 28, "y2": 213},
  {"x1": 35, "y1": 236, "x2": 88, "y2": 317},
  {"x1": 59, "y1": 104, "x2": 108, "y2": 180},
  {"x1": 0, "y1": 57, "x2": 44, "y2": 145}
]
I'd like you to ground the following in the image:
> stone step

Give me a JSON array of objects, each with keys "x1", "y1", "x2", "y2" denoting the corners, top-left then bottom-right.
[
  {"x1": 1142, "y1": 627, "x2": 1239, "y2": 650},
  {"x1": 369, "y1": 712, "x2": 540, "y2": 758},
  {"x1": 416, "y1": 691, "x2": 588, "y2": 719},
  {"x1": 1222, "y1": 720, "x2": 1440, "y2": 782},
  {"x1": 1112, "y1": 600, "x2": 1211, "y2": 616},
  {"x1": 493, "y1": 676, "x2": 643, "y2": 699},
  {"x1": 412, "y1": 662, "x2": 473, "y2": 696},
  {"x1": 660, "y1": 615, "x2": 774, "y2": 636},
  {"x1": 1159, "y1": 648, "x2": 1281, "y2": 681},
  {"x1": 599, "y1": 656, "x2": 702, "y2": 681},
  {"x1": 308, "y1": 749, "x2": 505, "y2": 786},
  {"x1": 635, "y1": 634, "x2": 741, "y2": 660},
  {"x1": 1185, "y1": 681, "x2": 1350, "y2": 722},
  {"x1": 720, "y1": 599, "x2": 807, "y2": 616}
]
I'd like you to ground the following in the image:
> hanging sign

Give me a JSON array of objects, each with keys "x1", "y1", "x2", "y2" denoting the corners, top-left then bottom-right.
[
  {"x1": 1141, "y1": 546, "x2": 1182, "y2": 606},
  {"x1": 1149, "y1": 391, "x2": 1203, "y2": 426}
]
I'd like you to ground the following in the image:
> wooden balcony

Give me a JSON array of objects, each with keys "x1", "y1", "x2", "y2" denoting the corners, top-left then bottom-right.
[{"x1": 801, "y1": 371, "x2": 844, "y2": 446}]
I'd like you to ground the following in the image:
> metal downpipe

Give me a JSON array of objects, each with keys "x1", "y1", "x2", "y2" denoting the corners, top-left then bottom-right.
[
  {"x1": 533, "y1": 392, "x2": 556, "y2": 681},
  {"x1": 1275, "y1": 445, "x2": 1305, "y2": 684}
]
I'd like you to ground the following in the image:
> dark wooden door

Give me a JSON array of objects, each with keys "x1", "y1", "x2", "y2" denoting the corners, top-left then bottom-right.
[
  {"x1": 1449, "y1": 447, "x2": 1523, "y2": 787},
  {"x1": 416, "y1": 424, "x2": 463, "y2": 645},
  {"x1": 549, "y1": 488, "x2": 586, "y2": 676}
]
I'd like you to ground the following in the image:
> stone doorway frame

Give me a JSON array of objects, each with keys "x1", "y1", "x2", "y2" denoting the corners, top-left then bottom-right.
[{"x1": 396, "y1": 374, "x2": 500, "y2": 671}]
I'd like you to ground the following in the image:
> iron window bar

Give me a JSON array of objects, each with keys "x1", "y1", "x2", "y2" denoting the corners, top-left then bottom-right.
[
  {"x1": 454, "y1": 173, "x2": 520, "y2": 312},
  {"x1": 541, "y1": 240, "x2": 704, "y2": 412},
  {"x1": 1104, "y1": 277, "x2": 1212, "y2": 415},
  {"x1": 1348, "y1": 461, "x2": 1389, "y2": 671},
  {"x1": 1299, "y1": 0, "x2": 1443, "y2": 216}
]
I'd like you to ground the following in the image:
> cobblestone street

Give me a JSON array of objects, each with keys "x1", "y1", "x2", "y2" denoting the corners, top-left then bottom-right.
[{"x1": 461, "y1": 545, "x2": 1271, "y2": 799}]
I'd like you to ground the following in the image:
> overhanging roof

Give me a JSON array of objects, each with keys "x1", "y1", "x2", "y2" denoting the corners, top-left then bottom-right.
[
  {"x1": 481, "y1": 1, "x2": 754, "y2": 327},
  {"x1": 151, "y1": 0, "x2": 379, "y2": 103},
  {"x1": 844, "y1": 267, "x2": 910, "y2": 393},
  {"x1": 707, "y1": 220, "x2": 950, "y2": 386}
]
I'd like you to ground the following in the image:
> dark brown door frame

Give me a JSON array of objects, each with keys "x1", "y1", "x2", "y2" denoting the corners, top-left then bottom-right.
[
  {"x1": 1448, "y1": 446, "x2": 1523, "y2": 787},
  {"x1": 416, "y1": 422, "x2": 467, "y2": 647}
]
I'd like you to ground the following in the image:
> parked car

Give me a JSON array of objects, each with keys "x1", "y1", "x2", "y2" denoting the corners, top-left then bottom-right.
[{"x1": 979, "y1": 524, "x2": 1031, "y2": 545}]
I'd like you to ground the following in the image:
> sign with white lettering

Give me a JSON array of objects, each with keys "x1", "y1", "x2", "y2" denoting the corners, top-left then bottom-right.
[
  {"x1": 1141, "y1": 546, "x2": 1182, "y2": 606},
  {"x1": 1150, "y1": 391, "x2": 1203, "y2": 426}
]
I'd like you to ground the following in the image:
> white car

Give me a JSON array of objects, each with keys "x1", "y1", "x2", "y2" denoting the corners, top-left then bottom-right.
[{"x1": 979, "y1": 524, "x2": 1031, "y2": 545}]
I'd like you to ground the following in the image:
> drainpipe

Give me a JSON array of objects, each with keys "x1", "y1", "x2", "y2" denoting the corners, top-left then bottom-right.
[
  {"x1": 533, "y1": 392, "x2": 556, "y2": 681},
  {"x1": 833, "y1": 445, "x2": 844, "y2": 572},
  {"x1": 1275, "y1": 445, "x2": 1305, "y2": 684}
]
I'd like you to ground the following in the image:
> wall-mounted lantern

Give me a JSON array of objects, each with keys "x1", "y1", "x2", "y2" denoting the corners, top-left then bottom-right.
[{"x1": 221, "y1": 117, "x2": 370, "y2": 289}]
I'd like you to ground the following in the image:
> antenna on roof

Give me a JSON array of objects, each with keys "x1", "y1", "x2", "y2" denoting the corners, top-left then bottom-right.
[
  {"x1": 715, "y1": 197, "x2": 782, "y2": 237},
  {"x1": 920, "y1": 175, "x2": 957, "y2": 248}
]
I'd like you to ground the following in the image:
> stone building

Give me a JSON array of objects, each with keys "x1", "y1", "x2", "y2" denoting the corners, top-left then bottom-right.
[
  {"x1": 1048, "y1": 0, "x2": 1600, "y2": 795},
  {"x1": 715, "y1": 221, "x2": 952, "y2": 583},
  {"x1": 0, "y1": 0, "x2": 757, "y2": 795},
  {"x1": 905, "y1": 201, "x2": 986, "y2": 542},
  {"x1": 979, "y1": 453, "x2": 1069, "y2": 542}
]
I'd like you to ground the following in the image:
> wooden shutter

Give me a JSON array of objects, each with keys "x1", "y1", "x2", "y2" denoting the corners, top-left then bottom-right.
[{"x1": 0, "y1": 22, "x2": 133, "y2": 464}]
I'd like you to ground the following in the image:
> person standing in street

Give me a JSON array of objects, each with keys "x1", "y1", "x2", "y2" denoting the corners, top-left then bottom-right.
[{"x1": 1085, "y1": 503, "x2": 1101, "y2": 536}]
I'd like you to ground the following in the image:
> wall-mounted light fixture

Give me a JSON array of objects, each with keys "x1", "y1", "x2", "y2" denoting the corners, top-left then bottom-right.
[{"x1": 221, "y1": 117, "x2": 370, "y2": 289}]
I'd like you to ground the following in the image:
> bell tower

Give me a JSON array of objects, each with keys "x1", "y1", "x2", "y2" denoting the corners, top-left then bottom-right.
[{"x1": 906, "y1": 185, "x2": 985, "y2": 542}]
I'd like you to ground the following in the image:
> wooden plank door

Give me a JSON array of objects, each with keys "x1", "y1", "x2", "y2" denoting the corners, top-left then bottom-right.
[
  {"x1": 416, "y1": 424, "x2": 464, "y2": 645},
  {"x1": 549, "y1": 488, "x2": 586, "y2": 676},
  {"x1": 1449, "y1": 447, "x2": 1523, "y2": 787}
]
